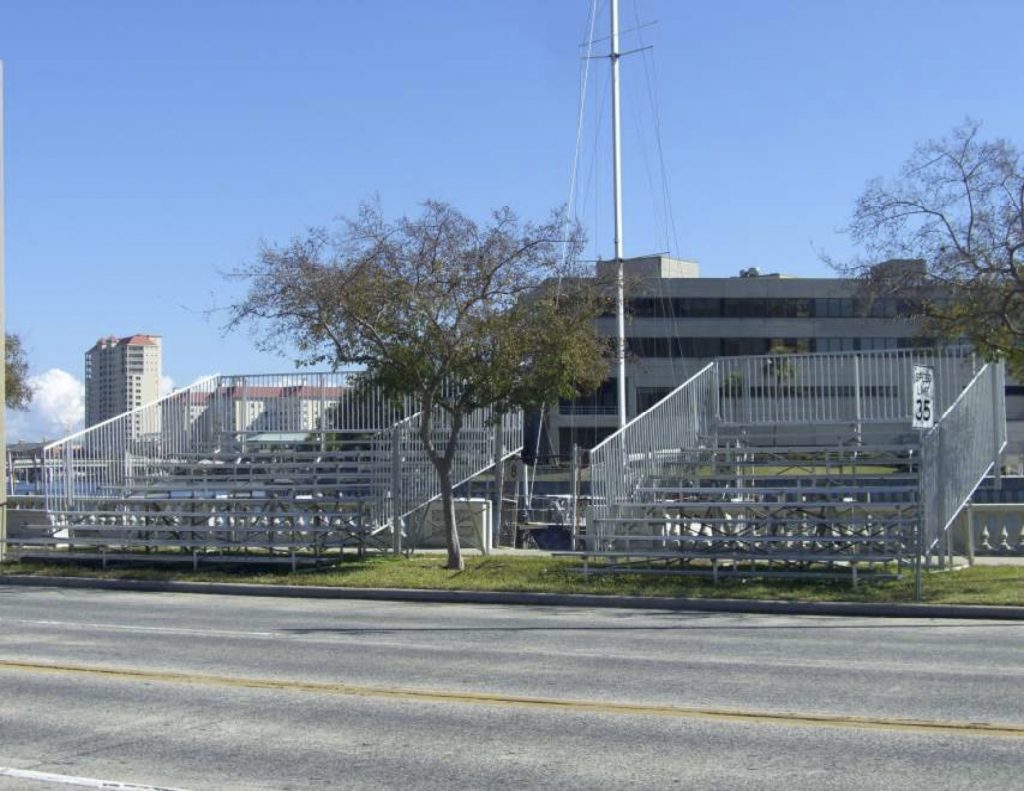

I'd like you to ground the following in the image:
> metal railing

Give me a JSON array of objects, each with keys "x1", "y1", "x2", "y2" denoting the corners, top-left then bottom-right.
[
  {"x1": 918, "y1": 361, "x2": 1006, "y2": 555},
  {"x1": 190, "y1": 372, "x2": 415, "y2": 442},
  {"x1": 41, "y1": 372, "x2": 417, "y2": 513},
  {"x1": 37, "y1": 372, "x2": 524, "y2": 544},
  {"x1": 587, "y1": 347, "x2": 1004, "y2": 578},
  {"x1": 716, "y1": 346, "x2": 978, "y2": 425},
  {"x1": 589, "y1": 363, "x2": 717, "y2": 539},
  {"x1": 43, "y1": 375, "x2": 218, "y2": 512},
  {"x1": 378, "y1": 409, "x2": 523, "y2": 529}
]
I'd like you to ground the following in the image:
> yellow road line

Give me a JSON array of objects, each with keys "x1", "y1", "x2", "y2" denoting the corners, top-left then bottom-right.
[{"x1": 3, "y1": 659, "x2": 1022, "y2": 738}]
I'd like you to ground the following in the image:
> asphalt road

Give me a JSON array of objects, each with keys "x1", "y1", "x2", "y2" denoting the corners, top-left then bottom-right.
[{"x1": 1, "y1": 586, "x2": 1023, "y2": 790}]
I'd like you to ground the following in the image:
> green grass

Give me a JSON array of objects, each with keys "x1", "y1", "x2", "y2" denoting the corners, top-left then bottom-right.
[{"x1": 2, "y1": 555, "x2": 1022, "y2": 606}]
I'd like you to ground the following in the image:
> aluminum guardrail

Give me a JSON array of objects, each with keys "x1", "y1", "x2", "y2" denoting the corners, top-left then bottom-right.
[
  {"x1": 378, "y1": 409, "x2": 523, "y2": 528},
  {"x1": 37, "y1": 371, "x2": 523, "y2": 541},
  {"x1": 43, "y1": 375, "x2": 220, "y2": 512},
  {"x1": 586, "y1": 347, "x2": 1003, "y2": 583},
  {"x1": 41, "y1": 372, "x2": 417, "y2": 512},
  {"x1": 716, "y1": 346, "x2": 978, "y2": 426},
  {"x1": 589, "y1": 363, "x2": 717, "y2": 539},
  {"x1": 919, "y1": 361, "x2": 1007, "y2": 556}
]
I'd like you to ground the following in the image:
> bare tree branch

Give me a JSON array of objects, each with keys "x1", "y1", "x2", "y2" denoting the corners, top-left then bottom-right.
[{"x1": 838, "y1": 121, "x2": 1024, "y2": 374}]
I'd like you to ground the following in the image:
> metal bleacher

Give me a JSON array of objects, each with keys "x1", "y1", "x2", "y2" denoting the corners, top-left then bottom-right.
[
  {"x1": 583, "y1": 347, "x2": 1006, "y2": 584},
  {"x1": 6, "y1": 373, "x2": 522, "y2": 567}
]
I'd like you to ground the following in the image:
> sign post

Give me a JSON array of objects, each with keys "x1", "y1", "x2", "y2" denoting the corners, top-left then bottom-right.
[
  {"x1": 912, "y1": 365, "x2": 935, "y2": 430},
  {"x1": 912, "y1": 364, "x2": 935, "y2": 601}
]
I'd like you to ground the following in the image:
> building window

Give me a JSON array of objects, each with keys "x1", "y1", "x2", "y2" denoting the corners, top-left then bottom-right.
[
  {"x1": 722, "y1": 299, "x2": 766, "y2": 318},
  {"x1": 558, "y1": 379, "x2": 619, "y2": 415},
  {"x1": 629, "y1": 297, "x2": 725, "y2": 318},
  {"x1": 815, "y1": 337, "x2": 857, "y2": 353},
  {"x1": 675, "y1": 298, "x2": 722, "y2": 318},
  {"x1": 768, "y1": 338, "x2": 811, "y2": 353},
  {"x1": 859, "y1": 337, "x2": 900, "y2": 351},
  {"x1": 636, "y1": 387, "x2": 673, "y2": 412},
  {"x1": 721, "y1": 338, "x2": 771, "y2": 356},
  {"x1": 765, "y1": 298, "x2": 813, "y2": 318},
  {"x1": 814, "y1": 298, "x2": 859, "y2": 318},
  {"x1": 559, "y1": 427, "x2": 616, "y2": 453}
]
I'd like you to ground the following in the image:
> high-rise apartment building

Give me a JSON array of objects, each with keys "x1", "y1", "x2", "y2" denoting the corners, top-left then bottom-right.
[{"x1": 84, "y1": 335, "x2": 163, "y2": 427}]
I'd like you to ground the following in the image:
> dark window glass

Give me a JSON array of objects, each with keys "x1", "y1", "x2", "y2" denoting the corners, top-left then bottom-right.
[
  {"x1": 627, "y1": 337, "x2": 727, "y2": 358},
  {"x1": 558, "y1": 378, "x2": 618, "y2": 414},
  {"x1": 815, "y1": 298, "x2": 859, "y2": 318},
  {"x1": 674, "y1": 298, "x2": 722, "y2": 317},
  {"x1": 629, "y1": 297, "x2": 674, "y2": 318},
  {"x1": 721, "y1": 338, "x2": 771, "y2": 356},
  {"x1": 765, "y1": 299, "x2": 812, "y2": 318},
  {"x1": 769, "y1": 338, "x2": 811, "y2": 353},
  {"x1": 860, "y1": 337, "x2": 900, "y2": 351},
  {"x1": 723, "y1": 299, "x2": 767, "y2": 318},
  {"x1": 815, "y1": 337, "x2": 857, "y2": 353},
  {"x1": 559, "y1": 427, "x2": 616, "y2": 452},
  {"x1": 636, "y1": 387, "x2": 673, "y2": 412},
  {"x1": 673, "y1": 338, "x2": 722, "y2": 357},
  {"x1": 628, "y1": 337, "x2": 671, "y2": 357}
]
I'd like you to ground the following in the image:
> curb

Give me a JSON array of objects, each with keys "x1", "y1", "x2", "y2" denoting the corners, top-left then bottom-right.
[{"x1": 2, "y1": 574, "x2": 1023, "y2": 620}]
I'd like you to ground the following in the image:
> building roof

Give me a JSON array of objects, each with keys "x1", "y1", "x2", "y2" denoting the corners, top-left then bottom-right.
[
  {"x1": 89, "y1": 334, "x2": 161, "y2": 350},
  {"x1": 120, "y1": 334, "x2": 159, "y2": 346}
]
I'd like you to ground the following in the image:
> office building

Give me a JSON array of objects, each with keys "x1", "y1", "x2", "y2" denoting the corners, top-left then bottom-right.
[{"x1": 548, "y1": 256, "x2": 1024, "y2": 462}]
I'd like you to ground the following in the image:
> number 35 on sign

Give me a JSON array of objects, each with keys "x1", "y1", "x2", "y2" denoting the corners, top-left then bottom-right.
[{"x1": 912, "y1": 365, "x2": 934, "y2": 429}]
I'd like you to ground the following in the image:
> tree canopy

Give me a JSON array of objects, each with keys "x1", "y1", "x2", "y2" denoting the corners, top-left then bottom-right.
[
  {"x1": 6, "y1": 333, "x2": 32, "y2": 411},
  {"x1": 841, "y1": 121, "x2": 1024, "y2": 374},
  {"x1": 230, "y1": 200, "x2": 613, "y2": 568}
]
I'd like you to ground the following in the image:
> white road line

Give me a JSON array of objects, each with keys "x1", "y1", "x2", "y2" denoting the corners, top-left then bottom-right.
[{"x1": 0, "y1": 766, "x2": 188, "y2": 790}]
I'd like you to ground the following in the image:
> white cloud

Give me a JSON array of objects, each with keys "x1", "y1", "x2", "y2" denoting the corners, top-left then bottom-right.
[
  {"x1": 5, "y1": 371, "x2": 223, "y2": 443},
  {"x1": 6, "y1": 368, "x2": 85, "y2": 443}
]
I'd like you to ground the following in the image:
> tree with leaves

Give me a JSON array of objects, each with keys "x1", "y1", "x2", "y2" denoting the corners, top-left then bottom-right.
[
  {"x1": 230, "y1": 201, "x2": 612, "y2": 569},
  {"x1": 840, "y1": 121, "x2": 1024, "y2": 374},
  {"x1": 6, "y1": 333, "x2": 31, "y2": 410}
]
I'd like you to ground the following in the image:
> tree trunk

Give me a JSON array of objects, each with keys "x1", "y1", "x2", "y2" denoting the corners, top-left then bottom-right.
[
  {"x1": 436, "y1": 463, "x2": 463, "y2": 570},
  {"x1": 418, "y1": 405, "x2": 463, "y2": 571}
]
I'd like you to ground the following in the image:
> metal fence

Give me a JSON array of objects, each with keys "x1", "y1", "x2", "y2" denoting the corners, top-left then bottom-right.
[
  {"x1": 588, "y1": 347, "x2": 1004, "y2": 572},
  {"x1": 32, "y1": 370, "x2": 524, "y2": 554},
  {"x1": 43, "y1": 375, "x2": 218, "y2": 512},
  {"x1": 919, "y1": 361, "x2": 1006, "y2": 555},
  {"x1": 589, "y1": 363, "x2": 717, "y2": 539},
  {"x1": 41, "y1": 372, "x2": 417, "y2": 513},
  {"x1": 716, "y1": 346, "x2": 978, "y2": 425},
  {"x1": 376, "y1": 409, "x2": 523, "y2": 538}
]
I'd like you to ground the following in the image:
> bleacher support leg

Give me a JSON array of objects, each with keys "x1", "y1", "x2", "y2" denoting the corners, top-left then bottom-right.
[{"x1": 966, "y1": 505, "x2": 975, "y2": 566}]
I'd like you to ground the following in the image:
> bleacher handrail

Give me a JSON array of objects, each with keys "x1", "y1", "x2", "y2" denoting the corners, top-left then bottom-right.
[{"x1": 918, "y1": 360, "x2": 1007, "y2": 554}]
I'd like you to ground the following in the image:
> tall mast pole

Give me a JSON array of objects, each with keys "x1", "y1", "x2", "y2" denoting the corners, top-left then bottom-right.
[{"x1": 610, "y1": 0, "x2": 627, "y2": 429}]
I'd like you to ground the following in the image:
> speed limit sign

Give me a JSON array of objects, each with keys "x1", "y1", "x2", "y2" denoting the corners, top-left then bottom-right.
[{"x1": 912, "y1": 365, "x2": 934, "y2": 429}]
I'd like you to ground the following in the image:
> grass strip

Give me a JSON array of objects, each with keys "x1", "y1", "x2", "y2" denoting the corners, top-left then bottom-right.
[{"x1": 2, "y1": 555, "x2": 1022, "y2": 606}]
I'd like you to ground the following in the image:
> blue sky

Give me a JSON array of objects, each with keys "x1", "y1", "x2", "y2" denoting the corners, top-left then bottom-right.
[{"x1": 2, "y1": 0, "x2": 1022, "y2": 439}]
